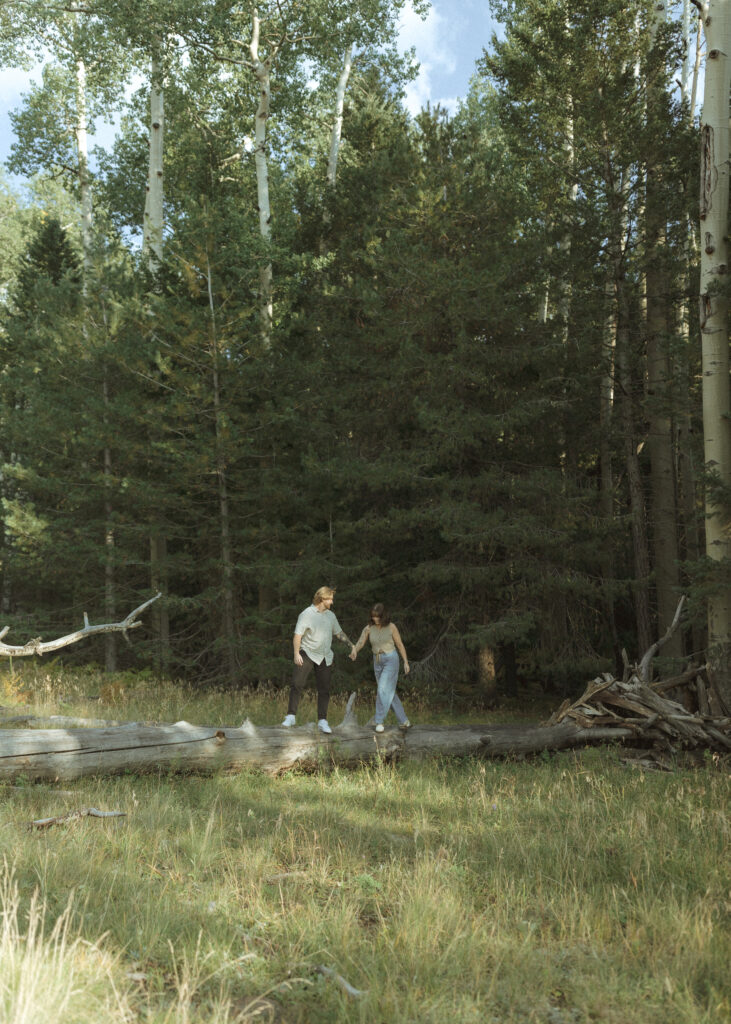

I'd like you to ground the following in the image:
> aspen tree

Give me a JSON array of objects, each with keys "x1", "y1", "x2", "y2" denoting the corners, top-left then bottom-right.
[{"x1": 697, "y1": 0, "x2": 731, "y2": 699}]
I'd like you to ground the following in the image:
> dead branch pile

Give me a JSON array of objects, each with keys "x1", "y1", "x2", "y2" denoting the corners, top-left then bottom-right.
[{"x1": 546, "y1": 668, "x2": 731, "y2": 756}]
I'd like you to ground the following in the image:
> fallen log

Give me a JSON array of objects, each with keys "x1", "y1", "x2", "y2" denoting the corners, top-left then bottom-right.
[
  {"x1": 0, "y1": 593, "x2": 728, "y2": 779},
  {"x1": 0, "y1": 695, "x2": 726, "y2": 781},
  {"x1": 0, "y1": 694, "x2": 637, "y2": 781}
]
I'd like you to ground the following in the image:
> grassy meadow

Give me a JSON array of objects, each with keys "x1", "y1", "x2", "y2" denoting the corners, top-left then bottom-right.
[{"x1": 0, "y1": 666, "x2": 729, "y2": 1024}]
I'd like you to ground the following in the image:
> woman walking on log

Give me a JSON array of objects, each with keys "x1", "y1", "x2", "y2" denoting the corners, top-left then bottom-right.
[{"x1": 350, "y1": 603, "x2": 411, "y2": 732}]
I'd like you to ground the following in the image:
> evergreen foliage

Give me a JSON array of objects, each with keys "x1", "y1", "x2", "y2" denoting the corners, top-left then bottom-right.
[{"x1": 0, "y1": 0, "x2": 719, "y2": 700}]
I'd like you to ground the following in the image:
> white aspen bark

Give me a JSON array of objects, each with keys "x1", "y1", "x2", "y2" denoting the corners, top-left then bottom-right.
[
  {"x1": 699, "y1": 0, "x2": 731, "y2": 701},
  {"x1": 250, "y1": 10, "x2": 273, "y2": 346},
  {"x1": 75, "y1": 58, "x2": 93, "y2": 285},
  {"x1": 141, "y1": 45, "x2": 169, "y2": 673},
  {"x1": 691, "y1": 13, "x2": 704, "y2": 119},
  {"x1": 683, "y1": 0, "x2": 692, "y2": 101},
  {"x1": 537, "y1": 289, "x2": 548, "y2": 323},
  {"x1": 327, "y1": 44, "x2": 353, "y2": 189},
  {"x1": 143, "y1": 48, "x2": 164, "y2": 272}
]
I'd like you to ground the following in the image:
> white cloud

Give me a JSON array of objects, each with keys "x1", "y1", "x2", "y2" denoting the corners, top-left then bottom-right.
[{"x1": 398, "y1": 1, "x2": 459, "y2": 116}]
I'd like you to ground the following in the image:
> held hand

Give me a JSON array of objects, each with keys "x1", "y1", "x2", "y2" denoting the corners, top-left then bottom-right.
[
  {"x1": 349, "y1": 647, "x2": 357, "y2": 661},
  {"x1": 294, "y1": 651, "x2": 304, "y2": 667},
  {"x1": 404, "y1": 661, "x2": 410, "y2": 675}
]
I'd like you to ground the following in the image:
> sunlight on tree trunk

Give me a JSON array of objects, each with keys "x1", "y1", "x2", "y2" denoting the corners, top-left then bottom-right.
[
  {"x1": 250, "y1": 9, "x2": 273, "y2": 347},
  {"x1": 699, "y1": 0, "x2": 731, "y2": 702},
  {"x1": 143, "y1": 47, "x2": 164, "y2": 272}
]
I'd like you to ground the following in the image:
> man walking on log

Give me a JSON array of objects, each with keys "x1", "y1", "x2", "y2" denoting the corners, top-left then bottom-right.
[{"x1": 282, "y1": 586, "x2": 355, "y2": 733}]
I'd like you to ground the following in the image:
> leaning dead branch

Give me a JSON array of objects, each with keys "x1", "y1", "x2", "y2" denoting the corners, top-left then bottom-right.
[
  {"x1": 638, "y1": 595, "x2": 686, "y2": 681},
  {"x1": 0, "y1": 594, "x2": 161, "y2": 657}
]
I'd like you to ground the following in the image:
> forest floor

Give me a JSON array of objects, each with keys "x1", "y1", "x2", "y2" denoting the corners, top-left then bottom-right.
[{"x1": 0, "y1": 667, "x2": 729, "y2": 1024}]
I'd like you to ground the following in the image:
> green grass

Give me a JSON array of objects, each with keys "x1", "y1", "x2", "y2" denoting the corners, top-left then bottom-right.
[{"x1": 0, "y1": 667, "x2": 729, "y2": 1023}]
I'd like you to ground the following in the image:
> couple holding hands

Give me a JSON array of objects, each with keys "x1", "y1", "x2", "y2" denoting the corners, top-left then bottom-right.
[{"x1": 281, "y1": 586, "x2": 411, "y2": 734}]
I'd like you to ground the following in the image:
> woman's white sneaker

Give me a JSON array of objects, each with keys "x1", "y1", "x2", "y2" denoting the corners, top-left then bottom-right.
[
  {"x1": 375, "y1": 723, "x2": 385, "y2": 733},
  {"x1": 318, "y1": 719, "x2": 332, "y2": 734},
  {"x1": 281, "y1": 714, "x2": 296, "y2": 727}
]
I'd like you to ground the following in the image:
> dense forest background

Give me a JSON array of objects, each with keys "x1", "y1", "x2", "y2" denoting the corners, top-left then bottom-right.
[{"x1": 0, "y1": 0, "x2": 728, "y2": 705}]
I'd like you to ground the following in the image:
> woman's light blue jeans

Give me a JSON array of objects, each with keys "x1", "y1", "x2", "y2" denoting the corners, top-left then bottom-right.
[{"x1": 374, "y1": 650, "x2": 407, "y2": 725}]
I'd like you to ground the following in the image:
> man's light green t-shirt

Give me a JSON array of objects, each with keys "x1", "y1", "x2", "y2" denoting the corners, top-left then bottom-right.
[{"x1": 295, "y1": 605, "x2": 342, "y2": 666}]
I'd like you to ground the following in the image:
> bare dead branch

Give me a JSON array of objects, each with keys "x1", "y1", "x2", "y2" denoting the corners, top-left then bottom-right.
[
  {"x1": 0, "y1": 593, "x2": 161, "y2": 657},
  {"x1": 315, "y1": 966, "x2": 367, "y2": 999},
  {"x1": 638, "y1": 595, "x2": 686, "y2": 681},
  {"x1": 30, "y1": 807, "x2": 126, "y2": 829}
]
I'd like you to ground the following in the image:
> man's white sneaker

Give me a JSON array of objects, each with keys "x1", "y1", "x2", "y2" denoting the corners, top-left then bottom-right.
[
  {"x1": 318, "y1": 719, "x2": 332, "y2": 734},
  {"x1": 375, "y1": 723, "x2": 385, "y2": 733},
  {"x1": 281, "y1": 714, "x2": 296, "y2": 727}
]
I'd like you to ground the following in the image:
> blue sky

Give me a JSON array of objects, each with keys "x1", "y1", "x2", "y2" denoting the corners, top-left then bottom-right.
[
  {"x1": 397, "y1": 0, "x2": 499, "y2": 115},
  {"x1": 0, "y1": 1, "x2": 500, "y2": 173}
]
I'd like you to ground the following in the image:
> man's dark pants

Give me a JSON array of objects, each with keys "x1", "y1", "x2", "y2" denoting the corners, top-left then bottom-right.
[{"x1": 287, "y1": 651, "x2": 331, "y2": 720}]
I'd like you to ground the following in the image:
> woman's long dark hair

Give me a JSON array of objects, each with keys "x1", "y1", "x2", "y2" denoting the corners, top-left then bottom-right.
[{"x1": 370, "y1": 603, "x2": 391, "y2": 626}]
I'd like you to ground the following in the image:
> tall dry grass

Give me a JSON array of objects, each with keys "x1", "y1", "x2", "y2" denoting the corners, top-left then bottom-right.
[{"x1": 0, "y1": 667, "x2": 728, "y2": 1023}]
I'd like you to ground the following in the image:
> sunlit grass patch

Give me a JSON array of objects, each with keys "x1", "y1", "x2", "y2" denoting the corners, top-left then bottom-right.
[
  {"x1": 0, "y1": 674, "x2": 728, "y2": 1022},
  {"x1": 0, "y1": 866, "x2": 131, "y2": 1024}
]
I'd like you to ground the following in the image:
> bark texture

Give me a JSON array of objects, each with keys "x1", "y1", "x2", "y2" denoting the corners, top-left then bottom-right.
[
  {"x1": 0, "y1": 677, "x2": 727, "y2": 782},
  {"x1": 699, "y1": 0, "x2": 731, "y2": 703},
  {"x1": 0, "y1": 707, "x2": 628, "y2": 782}
]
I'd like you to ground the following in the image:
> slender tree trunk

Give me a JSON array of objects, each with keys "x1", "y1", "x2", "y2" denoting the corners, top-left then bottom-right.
[
  {"x1": 691, "y1": 12, "x2": 703, "y2": 117},
  {"x1": 643, "y1": 2, "x2": 682, "y2": 659},
  {"x1": 616, "y1": 268, "x2": 654, "y2": 657},
  {"x1": 150, "y1": 532, "x2": 170, "y2": 676},
  {"x1": 103, "y1": 380, "x2": 117, "y2": 674},
  {"x1": 77, "y1": 47, "x2": 118, "y2": 672},
  {"x1": 600, "y1": 264, "x2": 620, "y2": 664},
  {"x1": 557, "y1": 107, "x2": 578, "y2": 479},
  {"x1": 250, "y1": 10, "x2": 273, "y2": 347},
  {"x1": 320, "y1": 43, "x2": 353, "y2": 253},
  {"x1": 676, "y1": 34, "x2": 705, "y2": 658},
  {"x1": 698, "y1": 0, "x2": 731, "y2": 702},
  {"x1": 206, "y1": 254, "x2": 238, "y2": 686},
  {"x1": 326, "y1": 44, "x2": 353, "y2": 189},
  {"x1": 143, "y1": 47, "x2": 164, "y2": 272},
  {"x1": 142, "y1": 43, "x2": 170, "y2": 673},
  {"x1": 75, "y1": 58, "x2": 93, "y2": 286},
  {"x1": 676, "y1": 215, "x2": 705, "y2": 657}
]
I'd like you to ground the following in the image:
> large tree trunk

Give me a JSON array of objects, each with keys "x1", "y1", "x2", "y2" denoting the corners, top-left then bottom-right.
[
  {"x1": 699, "y1": 0, "x2": 731, "y2": 704},
  {"x1": 1, "y1": 676, "x2": 727, "y2": 782},
  {"x1": 0, "y1": 714, "x2": 634, "y2": 781}
]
